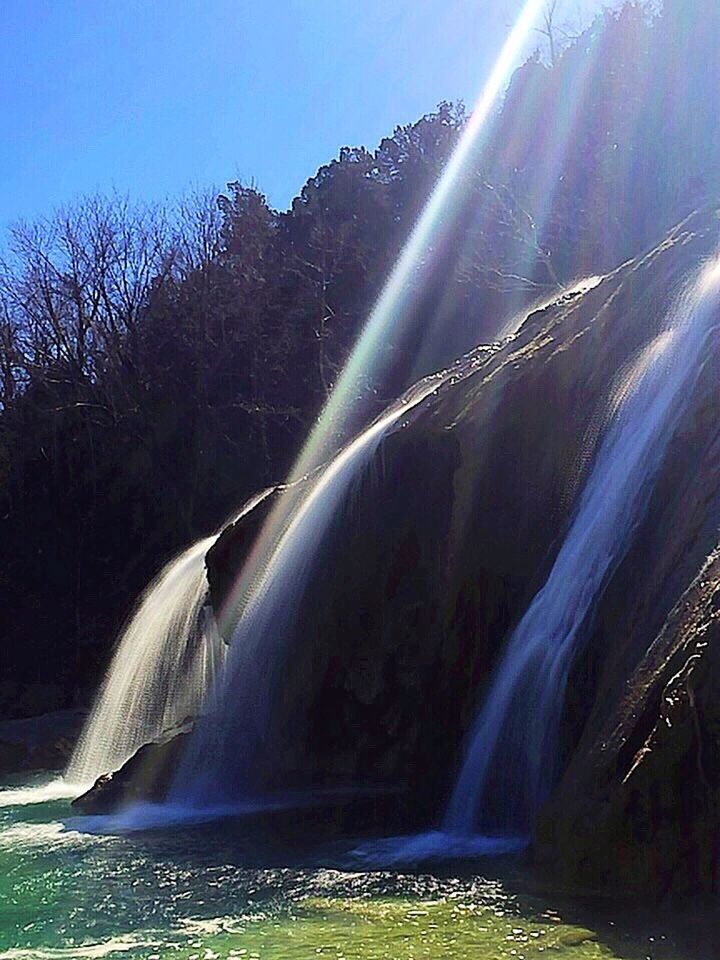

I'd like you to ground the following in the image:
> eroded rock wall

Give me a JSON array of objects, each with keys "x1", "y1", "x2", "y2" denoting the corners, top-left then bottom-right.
[{"x1": 206, "y1": 207, "x2": 720, "y2": 845}]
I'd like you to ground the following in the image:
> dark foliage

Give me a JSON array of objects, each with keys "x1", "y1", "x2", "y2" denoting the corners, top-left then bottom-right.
[{"x1": 0, "y1": 0, "x2": 717, "y2": 717}]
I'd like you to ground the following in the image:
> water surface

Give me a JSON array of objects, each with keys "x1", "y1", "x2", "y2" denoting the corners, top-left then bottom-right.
[{"x1": 0, "y1": 775, "x2": 707, "y2": 959}]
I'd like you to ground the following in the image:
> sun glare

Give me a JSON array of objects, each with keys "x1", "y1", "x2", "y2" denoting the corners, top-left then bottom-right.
[{"x1": 217, "y1": 0, "x2": 546, "y2": 637}]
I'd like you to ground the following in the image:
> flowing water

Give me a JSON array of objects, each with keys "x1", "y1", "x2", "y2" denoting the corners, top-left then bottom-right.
[
  {"x1": 353, "y1": 255, "x2": 720, "y2": 866},
  {"x1": 0, "y1": 773, "x2": 705, "y2": 959},
  {"x1": 67, "y1": 271, "x2": 607, "y2": 810},
  {"x1": 67, "y1": 492, "x2": 272, "y2": 786},
  {"x1": 65, "y1": 536, "x2": 221, "y2": 787},
  {"x1": 174, "y1": 273, "x2": 610, "y2": 810},
  {"x1": 444, "y1": 255, "x2": 720, "y2": 838},
  {"x1": 42, "y1": 256, "x2": 720, "y2": 958},
  {"x1": 172, "y1": 369, "x2": 466, "y2": 806}
]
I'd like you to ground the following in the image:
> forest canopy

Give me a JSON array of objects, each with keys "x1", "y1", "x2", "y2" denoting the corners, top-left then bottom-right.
[{"x1": 0, "y1": 0, "x2": 717, "y2": 718}]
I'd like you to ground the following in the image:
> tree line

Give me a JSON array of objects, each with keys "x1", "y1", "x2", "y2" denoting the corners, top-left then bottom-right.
[{"x1": 0, "y1": 0, "x2": 717, "y2": 717}]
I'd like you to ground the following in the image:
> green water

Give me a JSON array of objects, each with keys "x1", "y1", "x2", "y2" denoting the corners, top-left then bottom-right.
[{"x1": 0, "y1": 776, "x2": 705, "y2": 959}]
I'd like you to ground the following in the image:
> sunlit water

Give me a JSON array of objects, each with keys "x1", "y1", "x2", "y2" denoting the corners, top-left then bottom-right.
[
  {"x1": 0, "y1": 775, "x2": 708, "y2": 959},
  {"x1": 67, "y1": 490, "x2": 274, "y2": 787}
]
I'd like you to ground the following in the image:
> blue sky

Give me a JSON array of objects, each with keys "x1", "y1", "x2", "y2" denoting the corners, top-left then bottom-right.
[{"x1": 1, "y1": 0, "x2": 604, "y2": 228}]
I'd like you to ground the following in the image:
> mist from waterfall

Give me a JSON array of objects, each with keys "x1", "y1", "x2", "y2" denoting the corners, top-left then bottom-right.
[
  {"x1": 444, "y1": 254, "x2": 720, "y2": 838},
  {"x1": 66, "y1": 492, "x2": 271, "y2": 786}
]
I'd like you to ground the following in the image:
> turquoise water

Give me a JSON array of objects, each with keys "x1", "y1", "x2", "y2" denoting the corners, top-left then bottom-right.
[{"x1": 0, "y1": 776, "x2": 705, "y2": 959}]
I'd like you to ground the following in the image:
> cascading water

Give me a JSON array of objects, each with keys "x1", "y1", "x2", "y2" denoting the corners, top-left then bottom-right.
[
  {"x1": 443, "y1": 253, "x2": 720, "y2": 840},
  {"x1": 351, "y1": 254, "x2": 720, "y2": 866},
  {"x1": 170, "y1": 279, "x2": 609, "y2": 812},
  {"x1": 66, "y1": 491, "x2": 272, "y2": 786},
  {"x1": 171, "y1": 370, "x2": 464, "y2": 807},
  {"x1": 67, "y1": 346, "x2": 492, "y2": 807}
]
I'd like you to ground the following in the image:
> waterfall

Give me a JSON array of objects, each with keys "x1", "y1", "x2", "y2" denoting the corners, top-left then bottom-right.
[
  {"x1": 444, "y1": 254, "x2": 720, "y2": 838},
  {"x1": 66, "y1": 492, "x2": 271, "y2": 786},
  {"x1": 170, "y1": 278, "x2": 610, "y2": 810},
  {"x1": 350, "y1": 253, "x2": 720, "y2": 867},
  {"x1": 66, "y1": 537, "x2": 222, "y2": 785},
  {"x1": 172, "y1": 372, "x2": 454, "y2": 806}
]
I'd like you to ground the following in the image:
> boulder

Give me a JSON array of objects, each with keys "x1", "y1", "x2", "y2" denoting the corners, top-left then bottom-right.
[{"x1": 72, "y1": 723, "x2": 192, "y2": 814}]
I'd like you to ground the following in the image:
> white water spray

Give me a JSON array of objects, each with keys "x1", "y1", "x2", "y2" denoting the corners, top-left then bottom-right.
[
  {"x1": 66, "y1": 492, "x2": 271, "y2": 786},
  {"x1": 65, "y1": 538, "x2": 222, "y2": 785},
  {"x1": 444, "y1": 254, "x2": 720, "y2": 837},
  {"x1": 0, "y1": 778, "x2": 81, "y2": 809}
]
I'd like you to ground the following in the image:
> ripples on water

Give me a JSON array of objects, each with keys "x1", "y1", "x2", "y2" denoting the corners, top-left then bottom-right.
[{"x1": 0, "y1": 775, "x2": 708, "y2": 959}]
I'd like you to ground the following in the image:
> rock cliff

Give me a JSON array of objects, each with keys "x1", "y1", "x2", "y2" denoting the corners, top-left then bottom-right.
[
  {"x1": 207, "y1": 206, "x2": 720, "y2": 879},
  {"x1": 77, "y1": 207, "x2": 720, "y2": 898}
]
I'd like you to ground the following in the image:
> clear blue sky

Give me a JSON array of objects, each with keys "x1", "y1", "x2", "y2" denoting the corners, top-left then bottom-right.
[{"x1": 1, "y1": 0, "x2": 604, "y2": 228}]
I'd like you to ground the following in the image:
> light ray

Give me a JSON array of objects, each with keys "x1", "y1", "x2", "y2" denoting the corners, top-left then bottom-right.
[
  {"x1": 292, "y1": 0, "x2": 546, "y2": 479},
  {"x1": 218, "y1": 0, "x2": 546, "y2": 638}
]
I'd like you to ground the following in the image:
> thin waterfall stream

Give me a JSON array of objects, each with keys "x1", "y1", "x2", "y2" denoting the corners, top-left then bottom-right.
[
  {"x1": 66, "y1": 535, "x2": 221, "y2": 787},
  {"x1": 65, "y1": 491, "x2": 272, "y2": 787},
  {"x1": 170, "y1": 370, "x2": 460, "y2": 807},
  {"x1": 354, "y1": 253, "x2": 720, "y2": 864},
  {"x1": 443, "y1": 254, "x2": 720, "y2": 839}
]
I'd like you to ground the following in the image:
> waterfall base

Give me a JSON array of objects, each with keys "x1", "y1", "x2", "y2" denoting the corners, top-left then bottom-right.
[
  {"x1": 352, "y1": 831, "x2": 528, "y2": 868},
  {"x1": 71, "y1": 722, "x2": 193, "y2": 814}
]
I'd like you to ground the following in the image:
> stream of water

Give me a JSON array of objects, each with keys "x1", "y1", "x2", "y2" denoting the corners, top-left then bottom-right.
[{"x1": 444, "y1": 255, "x2": 720, "y2": 838}]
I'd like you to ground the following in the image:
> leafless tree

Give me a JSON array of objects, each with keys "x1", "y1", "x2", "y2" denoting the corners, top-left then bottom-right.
[
  {"x1": 536, "y1": 0, "x2": 597, "y2": 64},
  {"x1": 538, "y1": 0, "x2": 561, "y2": 65}
]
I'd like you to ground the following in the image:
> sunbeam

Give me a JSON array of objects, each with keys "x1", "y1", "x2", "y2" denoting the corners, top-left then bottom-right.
[{"x1": 217, "y1": 0, "x2": 546, "y2": 640}]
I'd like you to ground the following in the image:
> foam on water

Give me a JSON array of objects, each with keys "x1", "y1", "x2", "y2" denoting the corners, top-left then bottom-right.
[
  {"x1": 0, "y1": 775, "x2": 696, "y2": 959},
  {"x1": 0, "y1": 941, "x2": 139, "y2": 960},
  {"x1": 0, "y1": 820, "x2": 106, "y2": 852},
  {"x1": 0, "y1": 779, "x2": 84, "y2": 809}
]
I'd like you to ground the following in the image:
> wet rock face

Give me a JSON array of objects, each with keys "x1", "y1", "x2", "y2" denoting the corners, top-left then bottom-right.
[
  {"x1": 536, "y1": 549, "x2": 720, "y2": 900},
  {"x1": 205, "y1": 206, "x2": 720, "y2": 856},
  {"x1": 205, "y1": 489, "x2": 282, "y2": 638},
  {"x1": 72, "y1": 725, "x2": 192, "y2": 814}
]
